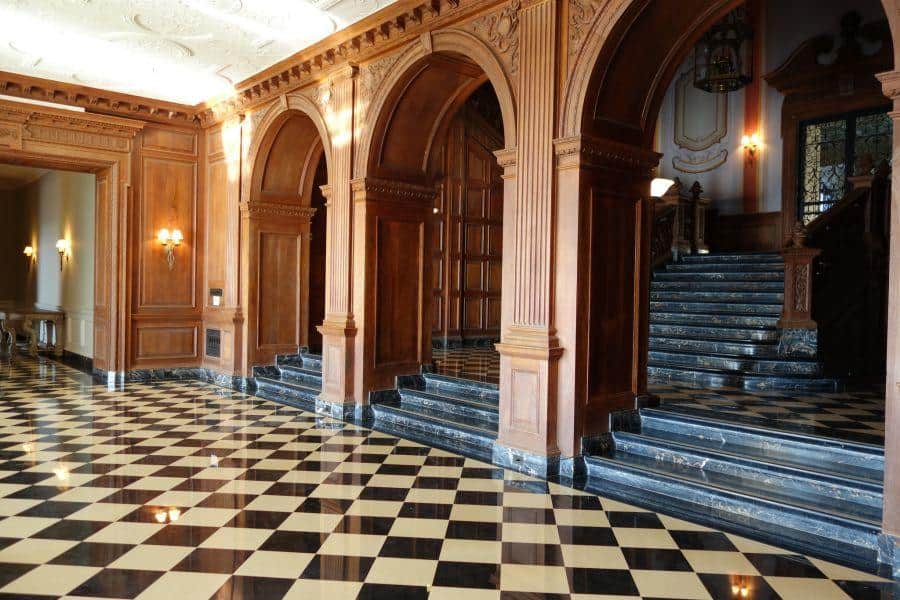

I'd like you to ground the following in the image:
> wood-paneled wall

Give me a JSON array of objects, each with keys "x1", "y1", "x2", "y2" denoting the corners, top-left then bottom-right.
[{"x1": 130, "y1": 125, "x2": 203, "y2": 369}]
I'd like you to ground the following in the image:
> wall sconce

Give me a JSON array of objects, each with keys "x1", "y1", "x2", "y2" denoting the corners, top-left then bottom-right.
[
  {"x1": 650, "y1": 177, "x2": 676, "y2": 198},
  {"x1": 210, "y1": 288, "x2": 223, "y2": 307},
  {"x1": 741, "y1": 133, "x2": 761, "y2": 158},
  {"x1": 157, "y1": 228, "x2": 183, "y2": 271},
  {"x1": 23, "y1": 246, "x2": 34, "y2": 261},
  {"x1": 55, "y1": 239, "x2": 69, "y2": 271}
]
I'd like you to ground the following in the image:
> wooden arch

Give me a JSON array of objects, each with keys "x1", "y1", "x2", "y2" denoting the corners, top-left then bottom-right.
[
  {"x1": 239, "y1": 93, "x2": 331, "y2": 371},
  {"x1": 355, "y1": 28, "x2": 517, "y2": 179}
]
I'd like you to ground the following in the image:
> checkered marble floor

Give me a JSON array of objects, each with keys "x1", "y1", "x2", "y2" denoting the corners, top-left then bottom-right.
[
  {"x1": 432, "y1": 348, "x2": 885, "y2": 445},
  {"x1": 0, "y1": 356, "x2": 893, "y2": 599}
]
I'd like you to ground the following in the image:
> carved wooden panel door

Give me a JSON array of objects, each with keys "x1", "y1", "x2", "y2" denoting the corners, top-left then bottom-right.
[{"x1": 461, "y1": 136, "x2": 503, "y2": 339}]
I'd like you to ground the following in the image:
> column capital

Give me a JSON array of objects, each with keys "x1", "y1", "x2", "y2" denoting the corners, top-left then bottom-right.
[
  {"x1": 554, "y1": 135, "x2": 661, "y2": 174},
  {"x1": 877, "y1": 69, "x2": 900, "y2": 100}
]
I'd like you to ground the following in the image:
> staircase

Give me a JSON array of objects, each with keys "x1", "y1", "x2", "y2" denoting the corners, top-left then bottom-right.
[
  {"x1": 648, "y1": 252, "x2": 839, "y2": 391},
  {"x1": 371, "y1": 372, "x2": 499, "y2": 462},
  {"x1": 252, "y1": 350, "x2": 322, "y2": 411},
  {"x1": 583, "y1": 406, "x2": 885, "y2": 572}
]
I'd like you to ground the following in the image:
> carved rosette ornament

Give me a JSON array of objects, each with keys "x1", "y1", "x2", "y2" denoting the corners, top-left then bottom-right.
[{"x1": 468, "y1": 0, "x2": 521, "y2": 75}]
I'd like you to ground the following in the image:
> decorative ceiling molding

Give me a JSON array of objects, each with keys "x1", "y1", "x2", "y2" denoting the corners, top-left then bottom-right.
[
  {"x1": 198, "y1": 0, "x2": 510, "y2": 126},
  {"x1": 0, "y1": 71, "x2": 197, "y2": 125}
]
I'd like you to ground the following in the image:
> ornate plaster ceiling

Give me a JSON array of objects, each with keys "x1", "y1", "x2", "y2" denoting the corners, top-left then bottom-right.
[
  {"x1": 0, "y1": 165, "x2": 50, "y2": 191},
  {"x1": 0, "y1": 0, "x2": 396, "y2": 105}
]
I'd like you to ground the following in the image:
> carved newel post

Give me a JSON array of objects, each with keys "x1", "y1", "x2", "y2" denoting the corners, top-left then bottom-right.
[{"x1": 778, "y1": 222, "x2": 821, "y2": 358}]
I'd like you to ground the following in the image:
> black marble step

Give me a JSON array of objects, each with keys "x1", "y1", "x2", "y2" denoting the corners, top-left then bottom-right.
[
  {"x1": 650, "y1": 301, "x2": 782, "y2": 316},
  {"x1": 648, "y1": 337, "x2": 779, "y2": 358},
  {"x1": 654, "y1": 271, "x2": 784, "y2": 282},
  {"x1": 421, "y1": 372, "x2": 500, "y2": 403},
  {"x1": 639, "y1": 407, "x2": 883, "y2": 483},
  {"x1": 253, "y1": 375, "x2": 319, "y2": 413},
  {"x1": 276, "y1": 350, "x2": 323, "y2": 373},
  {"x1": 649, "y1": 323, "x2": 779, "y2": 343},
  {"x1": 398, "y1": 387, "x2": 499, "y2": 425},
  {"x1": 370, "y1": 400, "x2": 496, "y2": 462},
  {"x1": 649, "y1": 350, "x2": 821, "y2": 376},
  {"x1": 648, "y1": 364, "x2": 839, "y2": 392},
  {"x1": 651, "y1": 291, "x2": 784, "y2": 304},
  {"x1": 650, "y1": 312, "x2": 779, "y2": 329},
  {"x1": 680, "y1": 253, "x2": 783, "y2": 264},
  {"x1": 651, "y1": 280, "x2": 785, "y2": 292},
  {"x1": 278, "y1": 364, "x2": 322, "y2": 388},
  {"x1": 583, "y1": 453, "x2": 881, "y2": 572},
  {"x1": 612, "y1": 431, "x2": 883, "y2": 521},
  {"x1": 666, "y1": 262, "x2": 785, "y2": 273}
]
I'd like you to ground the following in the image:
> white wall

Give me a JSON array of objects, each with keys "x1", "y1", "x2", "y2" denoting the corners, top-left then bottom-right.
[
  {"x1": 657, "y1": 0, "x2": 885, "y2": 215},
  {"x1": 20, "y1": 171, "x2": 96, "y2": 358}
]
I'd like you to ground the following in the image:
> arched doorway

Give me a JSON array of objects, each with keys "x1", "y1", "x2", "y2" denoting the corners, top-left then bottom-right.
[
  {"x1": 348, "y1": 33, "x2": 517, "y2": 455},
  {"x1": 558, "y1": 0, "x2": 898, "y2": 573},
  {"x1": 242, "y1": 108, "x2": 329, "y2": 370}
]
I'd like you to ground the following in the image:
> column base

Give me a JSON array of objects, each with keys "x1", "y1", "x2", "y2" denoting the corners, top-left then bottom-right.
[
  {"x1": 777, "y1": 327, "x2": 818, "y2": 359},
  {"x1": 492, "y1": 442, "x2": 560, "y2": 479},
  {"x1": 317, "y1": 316, "x2": 357, "y2": 407},
  {"x1": 315, "y1": 397, "x2": 370, "y2": 422}
]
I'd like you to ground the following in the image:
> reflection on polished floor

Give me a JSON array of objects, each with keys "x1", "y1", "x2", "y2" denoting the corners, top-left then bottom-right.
[
  {"x1": 433, "y1": 347, "x2": 886, "y2": 446},
  {"x1": 0, "y1": 356, "x2": 892, "y2": 599}
]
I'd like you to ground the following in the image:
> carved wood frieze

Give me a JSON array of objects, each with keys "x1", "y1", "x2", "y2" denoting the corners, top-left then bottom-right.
[
  {"x1": 464, "y1": 0, "x2": 521, "y2": 76},
  {"x1": 0, "y1": 100, "x2": 143, "y2": 153},
  {"x1": 240, "y1": 201, "x2": 318, "y2": 219},
  {"x1": 554, "y1": 134, "x2": 661, "y2": 174},
  {"x1": 351, "y1": 176, "x2": 438, "y2": 202}
]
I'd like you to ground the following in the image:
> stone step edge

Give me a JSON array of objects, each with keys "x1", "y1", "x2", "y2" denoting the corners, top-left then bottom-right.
[
  {"x1": 613, "y1": 431, "x2": 883, "y2": 496},
  {"x1": 641, "y1": 407, "x2": 884, "y2": 455},
  {"x1": 372, "y1": 402, "x2": 498, "y2": 439}
]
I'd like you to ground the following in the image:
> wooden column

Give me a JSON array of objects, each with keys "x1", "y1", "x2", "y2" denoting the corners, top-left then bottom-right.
[
  {"x1": 493, "y1": 0, "x2": 563, "y2": 476},
  {"x1": 876, "y1": 70, "x2": 900, "y2": 577},
  {"x1": 318, "y1": 66, "x2": 359, "y2": 414}
]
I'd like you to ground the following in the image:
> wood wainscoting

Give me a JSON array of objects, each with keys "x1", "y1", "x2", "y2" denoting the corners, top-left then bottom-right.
[{"x1": 708, "y1": 211, "x2": 783, "y2": 253}]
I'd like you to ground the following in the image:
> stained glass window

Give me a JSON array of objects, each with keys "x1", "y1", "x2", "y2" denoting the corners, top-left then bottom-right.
[{"x1": 798, "y1": 110, "x2": 892, "y2": 225}]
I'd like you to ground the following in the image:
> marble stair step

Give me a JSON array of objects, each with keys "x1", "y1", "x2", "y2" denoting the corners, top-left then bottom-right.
[
  {"x1": 650, "y1": 312, "x2": 779, "y2": 329},
  {"x1": 648, "y1": 364, "x2": 839, "y2": 392},
  {"x1": 371, "y1": 401, "x2": 496, "y2": 461},
  {"x1": 651, "y1": 280, "x2": 785, "y2": 292},
  {"x1": 398, "y1": 387, "x2": 499, "y2": 424},
  {"x1": 654, "y1": 271, "x2": 784, "y2": 282},
  {"x1": 649, "y1": 323, "x2": 779, "y2": 343},
  {"x1": 583, "y1": 453, "x2": 881, "y2": 572},
  {"x1": 650, "y1": 290, "x2": 784, "y2": 303},
  {"x1": 649, "y1": 301, "x2": 783, "y2": 316},
  {"x1": 299, "y1": 351, "x2": 322, "y2": 372},
  {"x1": 648, "y1": 337, "x2": 779, "y2": 358},
  {"x1": 680, "y1": 253, "x2": 783, "y2": 264},
  {"x1": 275, "y1": 351, "x2": 323, "y2": 373},
  {"x1": 639, "y1": 407, "x2": 883, "y2": 483},
  {"x1": 611, "y1": 431, "x2": 883, "y2": 520},
  {"x1": 421, "y1": 372, "x2": 500, "y2": 403},
  {"x1": 648, "y1": 350, "x2": 821, "y2": 375},
  {"x1": 277, "y1": 364, "x2": 323, "y2": 388},
  {"x1": 666, "y1": 262, "x2": 785, "y2": 273},
  {"x1": 253, "y1": 375, "x2": 319, "y2": 412}
]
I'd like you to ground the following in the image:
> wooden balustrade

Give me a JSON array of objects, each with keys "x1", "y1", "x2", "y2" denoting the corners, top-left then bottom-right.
[
  {"x1": 651, "y1": 178, "x2": 711, "y2": 268},
  {"x1": 779, "y1": 164, "x2": 891, "y2": 376}
]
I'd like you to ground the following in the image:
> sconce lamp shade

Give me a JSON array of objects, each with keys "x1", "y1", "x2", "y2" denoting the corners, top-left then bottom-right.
[
  {"x1": 23, "y1": 246, "x2": 34, "y2": 258},
  {"x1": 650, "y1": 178, "x2": 676, "y2": 198}
]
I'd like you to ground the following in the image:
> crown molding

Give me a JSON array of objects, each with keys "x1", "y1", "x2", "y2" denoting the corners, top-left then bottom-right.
[
  {"x1": 0, "y1": 71, "x2": 198, "y2": 126},
  {"x1": 1, "y1": 0, "x2": 508, "y2": 128}
]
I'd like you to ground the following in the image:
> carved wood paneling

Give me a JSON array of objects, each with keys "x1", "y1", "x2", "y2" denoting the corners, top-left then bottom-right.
[
  {"x1": 134, "y1": 324, "x2": 198, "y2": 361},
  {"x1": 257, "y1": 231, "x2": 302, "y2": 348}
]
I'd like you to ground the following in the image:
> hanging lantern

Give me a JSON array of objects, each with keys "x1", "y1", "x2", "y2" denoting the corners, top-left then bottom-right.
[{"x1": 693, "y1": 7, "x2": 754, "y2": 94}]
